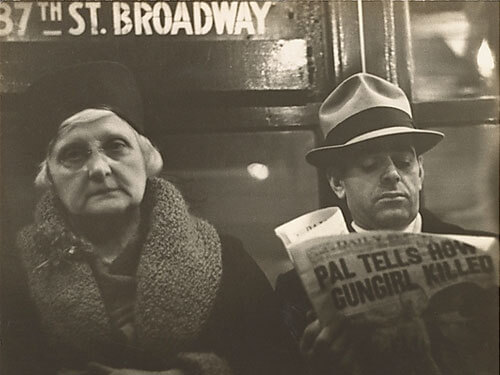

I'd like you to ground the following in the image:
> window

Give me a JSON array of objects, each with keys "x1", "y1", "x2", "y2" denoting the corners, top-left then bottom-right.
[{"x1": 157, "y1": 130, "x2": 319, "y2": 283}]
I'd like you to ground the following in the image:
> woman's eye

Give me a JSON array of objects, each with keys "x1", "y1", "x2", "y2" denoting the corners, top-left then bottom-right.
[
  {"x1": 105, "y1": 139, "x2": 128, "y2": 153},
  {"x1": 59, "y1": 148, "x2": 87, "y2": 163}
]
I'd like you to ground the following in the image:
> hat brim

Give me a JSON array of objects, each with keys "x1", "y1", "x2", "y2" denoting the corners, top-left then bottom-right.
[{"x1": 306, "y1": 127, "x2": 444, "y2": 167}]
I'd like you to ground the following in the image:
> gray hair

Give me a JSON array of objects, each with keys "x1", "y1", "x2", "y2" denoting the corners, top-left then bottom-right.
[{"x1": 35, "y1": 108, "x2": 163, "y2": 188}]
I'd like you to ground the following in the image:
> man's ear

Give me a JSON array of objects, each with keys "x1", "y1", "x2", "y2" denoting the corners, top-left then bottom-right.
[
  {"x1": 417, "y1": 155, "x2": 424, "y2": 191},
  {"x1": 327, "y1": 172, "x2": 346, "y2": 199}
]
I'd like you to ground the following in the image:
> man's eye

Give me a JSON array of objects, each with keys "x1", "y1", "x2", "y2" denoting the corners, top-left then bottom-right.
[
  {"x1": 394, "y1": 157, "x2": 412, "y2": 169},
  {"x1": 360, "y1": 159, "x2": 377, "y2": 171}
]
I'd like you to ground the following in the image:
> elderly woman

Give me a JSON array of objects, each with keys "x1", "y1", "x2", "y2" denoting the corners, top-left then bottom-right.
[{"x1": 14, "y1": 62, "x2": 298, "y2": 375}]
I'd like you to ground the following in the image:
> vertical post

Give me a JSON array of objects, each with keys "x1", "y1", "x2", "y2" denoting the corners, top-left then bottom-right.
[
  {"x1": 382, "y1": 0, "x2": 397, "y2": 84},
  {"x1": 357, "y1": 0, "x2": 366, "y2": 73},
  {"x1": 325, "y1": 0, "x2": 414, "y2": 97}
]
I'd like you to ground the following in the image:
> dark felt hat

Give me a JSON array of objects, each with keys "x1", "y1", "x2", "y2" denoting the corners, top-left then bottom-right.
[
  {"x1": 306, "y1": 73, "x2": 444, "y2": 167},
  {"x1": 26, "y1": 61, "x2": 143, "y2": 154}
]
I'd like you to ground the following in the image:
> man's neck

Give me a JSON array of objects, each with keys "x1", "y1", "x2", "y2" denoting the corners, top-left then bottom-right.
[{"x1": 351, "y1": 213, "x2": 422, "y2": 233}]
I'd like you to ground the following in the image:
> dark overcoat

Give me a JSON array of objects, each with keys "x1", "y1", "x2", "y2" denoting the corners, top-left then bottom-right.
[{"x1": 3, "y1": 178, "x2": 299, "y2": 375}]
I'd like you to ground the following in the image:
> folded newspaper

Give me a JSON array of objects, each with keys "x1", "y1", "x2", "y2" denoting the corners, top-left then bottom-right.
[{"x1": 275, "y1": 208, "x2": 499, "y2": 326}]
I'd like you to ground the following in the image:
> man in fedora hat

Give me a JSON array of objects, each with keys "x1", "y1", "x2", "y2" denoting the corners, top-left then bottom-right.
[{"x1": 275, "y1": 73, "x2": 498, "y2": 375}]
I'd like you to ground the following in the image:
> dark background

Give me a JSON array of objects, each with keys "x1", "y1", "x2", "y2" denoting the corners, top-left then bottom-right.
[{"x1": 1, "y1": 0, "x2": 498, "y2": 286}]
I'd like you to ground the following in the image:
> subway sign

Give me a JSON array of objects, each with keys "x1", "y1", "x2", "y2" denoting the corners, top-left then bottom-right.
[{"x1": 0, "y1": 1, "x2": 275, "y2": 39}]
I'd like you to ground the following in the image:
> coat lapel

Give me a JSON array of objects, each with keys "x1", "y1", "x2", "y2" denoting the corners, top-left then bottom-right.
[
  {"x1": 19, "y1": 178, "x2": 223, "y2": 361},
  {"x1": 134, "y1": 178, "x2": 222, "y2": 355}
]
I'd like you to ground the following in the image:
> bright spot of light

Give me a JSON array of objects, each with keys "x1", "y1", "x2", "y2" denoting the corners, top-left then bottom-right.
[
  {"x1": 276, "y1": 39, "x2": 307, "y2": 70},
  {"x1": 247, "y1": 163, "x2": 269, "y2": 181},
  {"x1": 477, "y1": 39, "x2": 495, "y2": 78}
]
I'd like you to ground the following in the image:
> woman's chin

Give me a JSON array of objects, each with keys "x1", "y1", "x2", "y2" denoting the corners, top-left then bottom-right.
[{"x1": 80, "y1": 202, "x2": 130, "y2": 216}]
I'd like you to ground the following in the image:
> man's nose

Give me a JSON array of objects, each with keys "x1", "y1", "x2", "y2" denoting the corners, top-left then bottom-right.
[
  {"x1": 380, "y1": 159, "x2": 401, "y2": 184},
  {"x1": 86, "y1": 152, "x2": 111, "y2": 180}
]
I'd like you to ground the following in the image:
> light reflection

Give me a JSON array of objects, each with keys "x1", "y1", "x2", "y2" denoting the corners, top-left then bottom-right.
[
  {"x1": 476, "y1": 39, "x2": 495, "y2": 78},
  {"x1": 276, "y1": 39, "x2": 307, "y2": 70},
  {"x1": 247, "y1": 163, "x2": 269, "y2": 180}
]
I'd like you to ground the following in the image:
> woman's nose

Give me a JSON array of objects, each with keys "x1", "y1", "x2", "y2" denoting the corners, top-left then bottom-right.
[{"x1": 86, "y1": 152, "x2": 111, "y2": 180}]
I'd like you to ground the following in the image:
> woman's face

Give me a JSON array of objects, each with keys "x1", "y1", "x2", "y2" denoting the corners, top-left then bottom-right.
[{"x1": 47, "y1": 112, "x2": 147, "y2": 216}]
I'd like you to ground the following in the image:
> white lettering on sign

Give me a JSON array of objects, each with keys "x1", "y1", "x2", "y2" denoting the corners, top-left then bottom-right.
[
  {"x1": 0, "y1": 1, "x2": 274, "y2": 39},
  {"x1": 50, "y1": 2, "x2": 63, "y2": 22},
  {"x1": 193, "y1": 2, "x2": 212, "y2": 35},
  {"x1": 234, "y1": 2, "x2": 254, "y2": 35},
  {"x1": 250, "y1": 1, "x2": 272, "y2": 34},
  {"x1": 152, "y1": 2, "x2": 173, "y2": 36},
  {"x1": 15, "y1": 2, "x2": 32, "y2": 37},
  {"x1": 171, "y1": 2, "x2": 193, "y2": 36},
  {"x1": 68, "y1": 2, "x2": 85, "y2": 36},
  {"x1": 0, "y1": 2, "x2": 33, "y2": 37},
  {"x1": 37, "y1": 2, "x2": 49, "y2": 22},
  {"x1": 135, "y1": 2, "x2": 154, "y2": 36},
  {"x1": 211, "y1": 2, "x2": 238, "y2": 35},
  {"x1": 113, "y1": 2, "x2": 133, "y2": 36},
  {"x1": 86, "y1": 2, "x2": 101, "y2": 35}
]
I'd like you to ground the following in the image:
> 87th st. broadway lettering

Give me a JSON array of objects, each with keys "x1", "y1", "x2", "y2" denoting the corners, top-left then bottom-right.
[
  {"x1": 112, "y1": 1, "x2": 272, "y2": 36},
  {"x1": 0, "y1": 1, "x2": 272, "y2": 38}
]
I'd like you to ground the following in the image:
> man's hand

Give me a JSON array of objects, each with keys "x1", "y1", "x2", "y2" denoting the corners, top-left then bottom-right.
[
  {"x1": 87, "y1": 362, "x2": 185, "y2": 375},
  {"x1": 298, "y1": 304, "x2": 442, "y2": 375},
  {"x1": 299, "y1": 311, "x2": 361, "y2": 374},
  {"x1": 363, "y1": 301, "x2": 442, "y2": 375}
]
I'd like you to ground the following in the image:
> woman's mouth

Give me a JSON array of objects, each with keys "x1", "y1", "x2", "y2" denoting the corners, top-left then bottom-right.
[{"x1": 89, "y1": 188, "x2": 119, "y2": 197}]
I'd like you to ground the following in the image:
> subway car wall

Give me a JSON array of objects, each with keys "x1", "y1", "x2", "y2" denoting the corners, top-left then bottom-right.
[
  {"x1": 1, "y1": 1, "x2": 498, "y2": 286},
  {"x1": 0, "y1": 1, "x2": 331, "y2": 285}
]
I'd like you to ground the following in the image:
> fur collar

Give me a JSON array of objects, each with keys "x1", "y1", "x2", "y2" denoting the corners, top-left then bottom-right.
[{"x1": 18, "y1": 178, "x2": 223, "y2": 364}]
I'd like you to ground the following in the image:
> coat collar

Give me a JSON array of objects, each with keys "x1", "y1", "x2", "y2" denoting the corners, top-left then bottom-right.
[{"x1": 19, "y1": 178, "x2": 223, "y2": 362}]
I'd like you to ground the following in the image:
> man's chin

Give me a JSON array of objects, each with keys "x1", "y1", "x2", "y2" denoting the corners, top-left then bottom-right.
[{"x1": 375, "y1": 210, "x2": 414, "y2": 230}]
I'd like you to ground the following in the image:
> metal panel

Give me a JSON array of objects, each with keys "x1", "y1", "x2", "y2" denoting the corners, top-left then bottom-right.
[
  {"x1": 414, "y1": 98, "x2": 499, "y2": 128},
  {"x1": 0, "y1": 1, "x2": 332, "y2": 98},
  {"x1": 1, "y1": 39, "x2": 309, "y2": 93},
  {"x1": 327, "y1": 0, "x2": 412, "y2": 93},
  {"x1": 423, "y1": 124, "x2": 499, "y2": 234}
]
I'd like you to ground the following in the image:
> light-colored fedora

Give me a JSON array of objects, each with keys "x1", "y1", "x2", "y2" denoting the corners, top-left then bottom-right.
[{"x1": 306, "y1": 73, "x2": 444, "y2": 167}]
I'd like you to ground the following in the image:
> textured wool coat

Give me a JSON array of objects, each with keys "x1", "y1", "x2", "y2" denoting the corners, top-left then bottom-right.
[{"x1": 10, "y1": 178, "x2": 299, "y2": 375}]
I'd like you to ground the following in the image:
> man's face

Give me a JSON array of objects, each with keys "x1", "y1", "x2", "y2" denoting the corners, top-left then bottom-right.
[
  {"x1": 47, "y1": 112, "x2": 147, "y2": 216},
  {"x1": 328, "y1": 138, "x2": 424, "y2": 230}
]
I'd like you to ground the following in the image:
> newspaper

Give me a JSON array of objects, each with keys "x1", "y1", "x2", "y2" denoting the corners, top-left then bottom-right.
[{"x1": 275, "y1": 208, "x2": 499, "y2": 326}]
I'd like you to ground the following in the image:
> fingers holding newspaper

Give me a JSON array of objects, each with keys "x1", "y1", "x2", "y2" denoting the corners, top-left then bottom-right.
[
  {"x1": 299, "y1": 307, "x2": 440, "y2": 375},
  {"x1": 360, "y1": 302, "x2": 442, "y2": 375},
  {"x1": 300, "y1": 311, "x2": 362, "y2": 374}
]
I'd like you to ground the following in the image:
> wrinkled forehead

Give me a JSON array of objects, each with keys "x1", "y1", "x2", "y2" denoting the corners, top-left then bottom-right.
[
  {"x1": 58, "y1": 108, "x2": 130, "y2": 133},
  {"x1": 50, "y1": 109, "x2": 136, "y2": 149}
]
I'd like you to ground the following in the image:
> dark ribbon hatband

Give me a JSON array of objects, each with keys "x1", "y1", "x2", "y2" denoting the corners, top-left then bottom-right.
[{"x1": 323, "y1": 107, "x2": 414, "y2": 147}]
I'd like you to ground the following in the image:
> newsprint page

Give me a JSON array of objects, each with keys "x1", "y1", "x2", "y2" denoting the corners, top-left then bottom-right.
[{"x1": 1, "y1": 1, "x2": 498, "y2": 375}]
